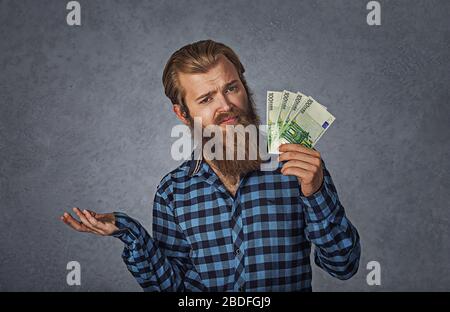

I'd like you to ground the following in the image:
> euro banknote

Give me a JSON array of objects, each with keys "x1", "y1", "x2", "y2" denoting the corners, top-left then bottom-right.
[{"x1": 267, "y1": 90, "x2": 335, "y2": 154}]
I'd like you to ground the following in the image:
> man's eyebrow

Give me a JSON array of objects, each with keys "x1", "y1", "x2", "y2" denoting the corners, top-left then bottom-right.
[
  {"x1": 195, "y1": 91, "x2": 213, "y2": 102},
  {"x1": 224, "y1": 80, "x2": 238, "y2": 89},
  {"x1": 194, "y1": 80, "x2": 239, "y2": 102}
]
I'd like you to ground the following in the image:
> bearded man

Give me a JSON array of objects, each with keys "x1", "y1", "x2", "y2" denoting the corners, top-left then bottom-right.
[{"x1": 61, "y1": 40, "x2": 360, "y2": 292}]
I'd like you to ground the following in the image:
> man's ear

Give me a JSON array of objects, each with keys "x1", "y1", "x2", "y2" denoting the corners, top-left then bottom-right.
[{"x1": 173, "y1": 104, "x2": 190, "y2": 126}]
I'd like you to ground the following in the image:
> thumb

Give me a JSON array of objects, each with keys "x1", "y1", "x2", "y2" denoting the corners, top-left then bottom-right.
[{"x1": 86, "y1": 210, "x2": 99, "y2": 218}]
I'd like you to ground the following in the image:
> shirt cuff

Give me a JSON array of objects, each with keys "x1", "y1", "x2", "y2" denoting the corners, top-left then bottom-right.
[
  {"x1": 299, "y1": 173, "x2": 338, "y2": 223},
  {"x1": 111, "y1": 212, "x2": 139, "y2": 244}
]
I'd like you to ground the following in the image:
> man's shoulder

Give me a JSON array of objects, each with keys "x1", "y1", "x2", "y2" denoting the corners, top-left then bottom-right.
[{"x1": 156, "y1": 159, "x2": 192, "y2": 195}]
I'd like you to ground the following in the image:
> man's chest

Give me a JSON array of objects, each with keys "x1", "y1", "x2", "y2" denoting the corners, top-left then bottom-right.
[{"x1": 171, "y1": 174, "x2": 306, "y2": 251}]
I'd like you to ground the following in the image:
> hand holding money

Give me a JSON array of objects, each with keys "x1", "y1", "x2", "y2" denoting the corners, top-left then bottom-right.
[
  {"x1": 279, "y1": 143, "x2": 324, "y2": 196},
  {"x1": 267, "y1": 89, "x2": 333, "y2": 195}
]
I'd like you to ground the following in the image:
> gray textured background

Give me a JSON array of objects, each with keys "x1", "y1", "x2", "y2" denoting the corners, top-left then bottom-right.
[{"x1": 1, "y1": 0, "x2": 449, "y2": 291}]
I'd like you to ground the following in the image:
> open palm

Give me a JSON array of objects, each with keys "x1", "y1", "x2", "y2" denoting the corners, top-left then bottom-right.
[{"x1": 61, "y1": 207, "x2": 118, "y2": 236}]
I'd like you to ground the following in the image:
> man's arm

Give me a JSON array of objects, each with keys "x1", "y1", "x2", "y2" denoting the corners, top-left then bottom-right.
[
  {"x1": 300, "y1": 162, "x2": 361, "y2": 280},
  {"x1": 60, "y1": 187, "x2": 206, "y2": 291},
  {"x1": 278, "y1": 143, "x2": 360, "y2": 280},
  {"x1": 112, "y1": 190, "x2": 206, "y2": 291}
]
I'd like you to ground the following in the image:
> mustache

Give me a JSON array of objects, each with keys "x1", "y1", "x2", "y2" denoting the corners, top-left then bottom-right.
[
  {"x1": 214, "y1": 107, "x2": 243, "y2": 124},
  {"x1": 214, "y1": 113, "x2": 238, "y2": 124}
]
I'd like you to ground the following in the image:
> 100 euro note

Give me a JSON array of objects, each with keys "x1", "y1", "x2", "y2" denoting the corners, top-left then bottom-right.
[
  {"x1": 267, "y1": 90, "x2": 299, "y2": 153},
  {"x1": 279, "y1": 97, "x2": 335, "y2": 149},
  {"x1": 266, "y1": 91, "x2": 282, "y2": 153},
  {"x1": 283, "y1": 92, "x2": 309, "y2": 126},
  {"x1": 276, "y1": 90, "x2": 297, "y2": 128}
]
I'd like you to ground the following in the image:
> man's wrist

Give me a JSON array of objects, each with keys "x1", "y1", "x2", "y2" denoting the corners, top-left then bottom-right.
[
  {"x1": 299, "y1": 175, "x2": 337, "y2": 222},
  {"x1": 300, "y1": 178, "x2": 324, "y2": 198},
  {"x1": 111, "y1": 212, "x2": 138, "y2": 243}
]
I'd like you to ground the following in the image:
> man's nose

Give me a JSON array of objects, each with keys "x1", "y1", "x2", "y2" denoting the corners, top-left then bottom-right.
[{"x1": 216, "y1": 93, "x2": 233, "y2": 112}]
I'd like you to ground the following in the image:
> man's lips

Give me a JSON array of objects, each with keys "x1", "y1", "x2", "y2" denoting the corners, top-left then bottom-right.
[{"x1": 219, "y1": 116, "x2": 238, "y2": 125}]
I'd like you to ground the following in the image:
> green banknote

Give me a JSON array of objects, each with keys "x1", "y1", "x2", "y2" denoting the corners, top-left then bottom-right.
[
  {"x1": 266, "y1": 90, "x2": 335, "y2": 153},
  {"x1": 276, "y1": 90, "x2": 297, "y2": 129},
  {"x1": 266, "y1": 91, "x2": 283, "y2": 153}
]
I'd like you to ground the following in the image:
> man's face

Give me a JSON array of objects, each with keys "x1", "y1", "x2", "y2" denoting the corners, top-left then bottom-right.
[
  {"x1": 173, "y1": 54, "x2": 262, "y2": 179},
  {"x1": 176, "y1": 55, "x2": 249, "y2": 128}
]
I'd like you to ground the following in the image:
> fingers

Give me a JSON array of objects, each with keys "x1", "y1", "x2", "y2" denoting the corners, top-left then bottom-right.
[
  {"x1": 278, "y1": 151, "x2": 321, "y2": 167},
  {"x1": 81, "y1": 209, "x2": 109, "y2": 234},
  {"x1": 61, "y1": 208, "x2": 117, "y2": 236},
  {"x1": 73, "y1": 207, "x2": 102, "y2": 235},
  {"x1": 85, "y1": 210, "x2": 107, "y2": 220},
  {"x1": 85, "y1": 209, "x2": 108, "y2": 221},
  {"x1": 279, "y1": 143, "x2": 320, "y2": 157},
  {"x1": 73, "y1": 207, "x2": 109, "y2": 235},
  {"x1": 281, "y1": 159, "x2": 317, "y2": 173},
  {"x1": 280, "y1": 166, "x2": 313, "y2": 180},
  {"x1": 61, "y1": 212, "x2": 94, "y2": 233},
  {"x1": 85, "y1": 210, "x2": 97, "y2": 218},
  {"x1": 89, "y1": 210, "x2": 106, "y2": 220}
]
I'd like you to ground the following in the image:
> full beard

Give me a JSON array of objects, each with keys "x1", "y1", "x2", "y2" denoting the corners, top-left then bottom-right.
[
  {"x1": 193, "y1": 103, "x2": 263, "y2": 183},
  {"x1": 206, "y1": 110, "x2": 262, "y2": 182}
]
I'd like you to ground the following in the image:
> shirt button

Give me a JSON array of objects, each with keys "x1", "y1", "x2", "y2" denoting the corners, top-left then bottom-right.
[{"x1": 235, "y1": 248, "x2": 241, "y2": 256}]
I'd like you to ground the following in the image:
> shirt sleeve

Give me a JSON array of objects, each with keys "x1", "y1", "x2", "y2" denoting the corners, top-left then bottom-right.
[
  {"x1": 111, "y1": 190, "x2": 206, "y2": 291},
  {"x1": 300, "y1": 159, "x2": 361, "y2": 280}
]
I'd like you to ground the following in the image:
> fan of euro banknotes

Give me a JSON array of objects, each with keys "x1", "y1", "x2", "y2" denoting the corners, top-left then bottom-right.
[{"x1": 266, "y1": 90, "x2": 336, "y2": 154}]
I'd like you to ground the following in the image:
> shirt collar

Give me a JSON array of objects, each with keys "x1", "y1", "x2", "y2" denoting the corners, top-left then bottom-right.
[{"x1": 188, "y1": 149, "x2": 203, "y2": 177}]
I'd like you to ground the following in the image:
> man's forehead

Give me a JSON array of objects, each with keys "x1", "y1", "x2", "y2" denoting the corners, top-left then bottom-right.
[{"x1": 179, "y1": 56, "x2": 240, "y2": 97}]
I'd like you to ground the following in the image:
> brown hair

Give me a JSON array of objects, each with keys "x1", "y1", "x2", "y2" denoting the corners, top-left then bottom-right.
[{"x1": 162, "y1": 40, "x2": 251, "y2": 116}]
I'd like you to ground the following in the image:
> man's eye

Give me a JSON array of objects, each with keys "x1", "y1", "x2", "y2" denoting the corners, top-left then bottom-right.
[
  {"x1": 200, "y1": 97, "x2": 212, "y2": 104},
  {"x1": 226, "y1": 85, "x2": 237, "y2": 93}
]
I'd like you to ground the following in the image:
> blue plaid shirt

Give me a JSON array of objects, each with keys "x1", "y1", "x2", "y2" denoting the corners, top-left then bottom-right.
[{"x1": 112, "y1": 154, "x2": 360, "y2": 292}]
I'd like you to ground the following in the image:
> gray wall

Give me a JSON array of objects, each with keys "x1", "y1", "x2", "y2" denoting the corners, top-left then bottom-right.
[{"x1": 1, "y1": 0, "x2": 449, "y2": 291}]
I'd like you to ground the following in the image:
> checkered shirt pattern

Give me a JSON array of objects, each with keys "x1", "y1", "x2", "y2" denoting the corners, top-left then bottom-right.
[{"x1": 112, "y1": 155, "x2": 360, "y2": 292}]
